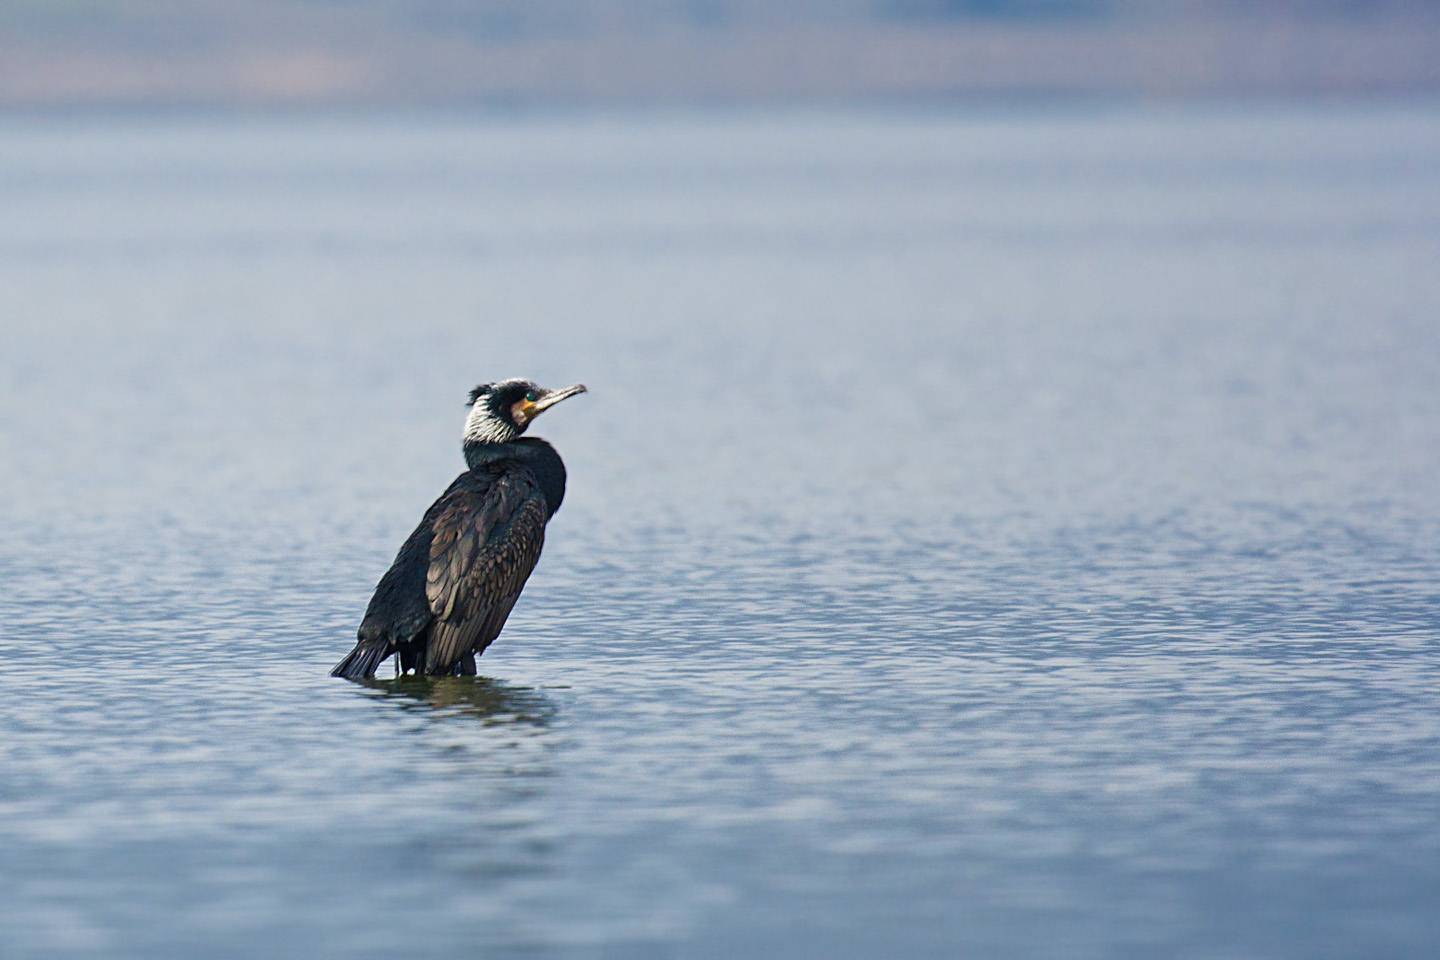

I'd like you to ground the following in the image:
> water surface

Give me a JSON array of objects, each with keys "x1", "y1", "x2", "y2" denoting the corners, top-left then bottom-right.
[{"x1": 2, "y1": 105, "x2": 1439, "y2": 958}]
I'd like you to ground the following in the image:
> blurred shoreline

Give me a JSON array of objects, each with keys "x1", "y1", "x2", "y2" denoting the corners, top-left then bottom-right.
[{"x1": 4, "y1": 10, "x2": 1440, "y2": 108}]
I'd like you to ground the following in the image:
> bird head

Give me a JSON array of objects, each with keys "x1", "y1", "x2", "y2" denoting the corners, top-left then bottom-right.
[{"x1": 463, "y1": 378, "x2": 587, "y2": 445}]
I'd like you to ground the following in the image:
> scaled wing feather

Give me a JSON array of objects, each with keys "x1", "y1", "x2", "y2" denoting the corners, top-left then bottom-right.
[{"x1": 423, "y1": 472, "x2": 548, "y2": 674}]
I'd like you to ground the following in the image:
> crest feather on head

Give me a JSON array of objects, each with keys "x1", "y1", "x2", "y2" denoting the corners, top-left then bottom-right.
[{"x1": 467, "y1": 384, "x2": 493, "y2": 405}]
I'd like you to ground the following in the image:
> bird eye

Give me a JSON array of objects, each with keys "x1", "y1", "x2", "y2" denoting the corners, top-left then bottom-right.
[{"x1": 525, "y1": 391, "x2": 538, "y2": 402}]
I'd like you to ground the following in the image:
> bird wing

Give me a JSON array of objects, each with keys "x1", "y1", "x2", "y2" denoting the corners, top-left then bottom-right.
[
  {"x1": 338, "y1": 473, "x2": 477, "y2": 678},
  {"x1": 355, "y1": 514, "x2": 437, "y2": 648},
  {"x1": 422, "y1": 468, "x2": 548, "y2": 674}
]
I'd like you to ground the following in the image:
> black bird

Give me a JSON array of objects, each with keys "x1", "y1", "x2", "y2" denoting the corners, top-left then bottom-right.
[{"x1": 331, "y1": 379, "x2": 586, "y2": 679}]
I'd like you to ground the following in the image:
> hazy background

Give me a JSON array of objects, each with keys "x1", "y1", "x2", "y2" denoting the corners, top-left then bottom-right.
[{"x1": 3, "y1": 0, "x2": 1440, "y2": 107}]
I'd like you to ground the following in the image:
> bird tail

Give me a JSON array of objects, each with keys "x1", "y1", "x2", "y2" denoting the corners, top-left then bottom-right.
[{"x1": 330, "y1": 642, "x2": 391, "y2": 680}]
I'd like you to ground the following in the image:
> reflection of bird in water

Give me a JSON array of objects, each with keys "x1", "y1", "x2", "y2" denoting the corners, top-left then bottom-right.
[
  {"x1": 331, "y1": 379, "x2": 586, "y2": 679},
  {"x1": 360, "y1": 676, "x2": 555, "y2": 725}
]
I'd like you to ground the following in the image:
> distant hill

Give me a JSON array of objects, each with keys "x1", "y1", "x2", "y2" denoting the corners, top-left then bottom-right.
[{"x1": 2, "y1": 0, "x2": 1438, "y2": 106}]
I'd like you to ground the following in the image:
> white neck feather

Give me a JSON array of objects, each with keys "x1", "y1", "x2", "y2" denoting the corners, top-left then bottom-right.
[{"x1": 463, "y1": 405, "x2": 518, "y2": 446}]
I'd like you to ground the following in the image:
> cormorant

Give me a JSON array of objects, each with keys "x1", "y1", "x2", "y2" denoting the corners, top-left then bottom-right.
[{"x1": 330, "y1": 379, "x2": 586, "y2": 679}]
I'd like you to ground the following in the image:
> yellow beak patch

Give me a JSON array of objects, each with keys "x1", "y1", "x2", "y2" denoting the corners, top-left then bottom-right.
[{"x1": 511, "y1": 399, "x2": 538, "y2": 427}]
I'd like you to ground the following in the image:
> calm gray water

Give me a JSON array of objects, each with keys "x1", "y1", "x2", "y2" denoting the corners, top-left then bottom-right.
[{"x1": 2, "y1": 105, "x2": 1439, "y2": 958}]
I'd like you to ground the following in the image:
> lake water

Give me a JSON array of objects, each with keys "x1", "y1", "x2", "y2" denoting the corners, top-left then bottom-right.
[{"x1": 1, "y1": 104, "x2": 1439, "y2": 958}]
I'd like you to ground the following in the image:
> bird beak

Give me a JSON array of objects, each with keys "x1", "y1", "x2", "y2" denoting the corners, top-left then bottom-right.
[{"x1": 515, "y1": 383, "x2": 587, "y2": 426}]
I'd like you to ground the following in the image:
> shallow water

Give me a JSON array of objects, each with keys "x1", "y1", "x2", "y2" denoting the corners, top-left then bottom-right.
[{"x1": 2, "y1": 104, "x2": 1439, "y2": 958}]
